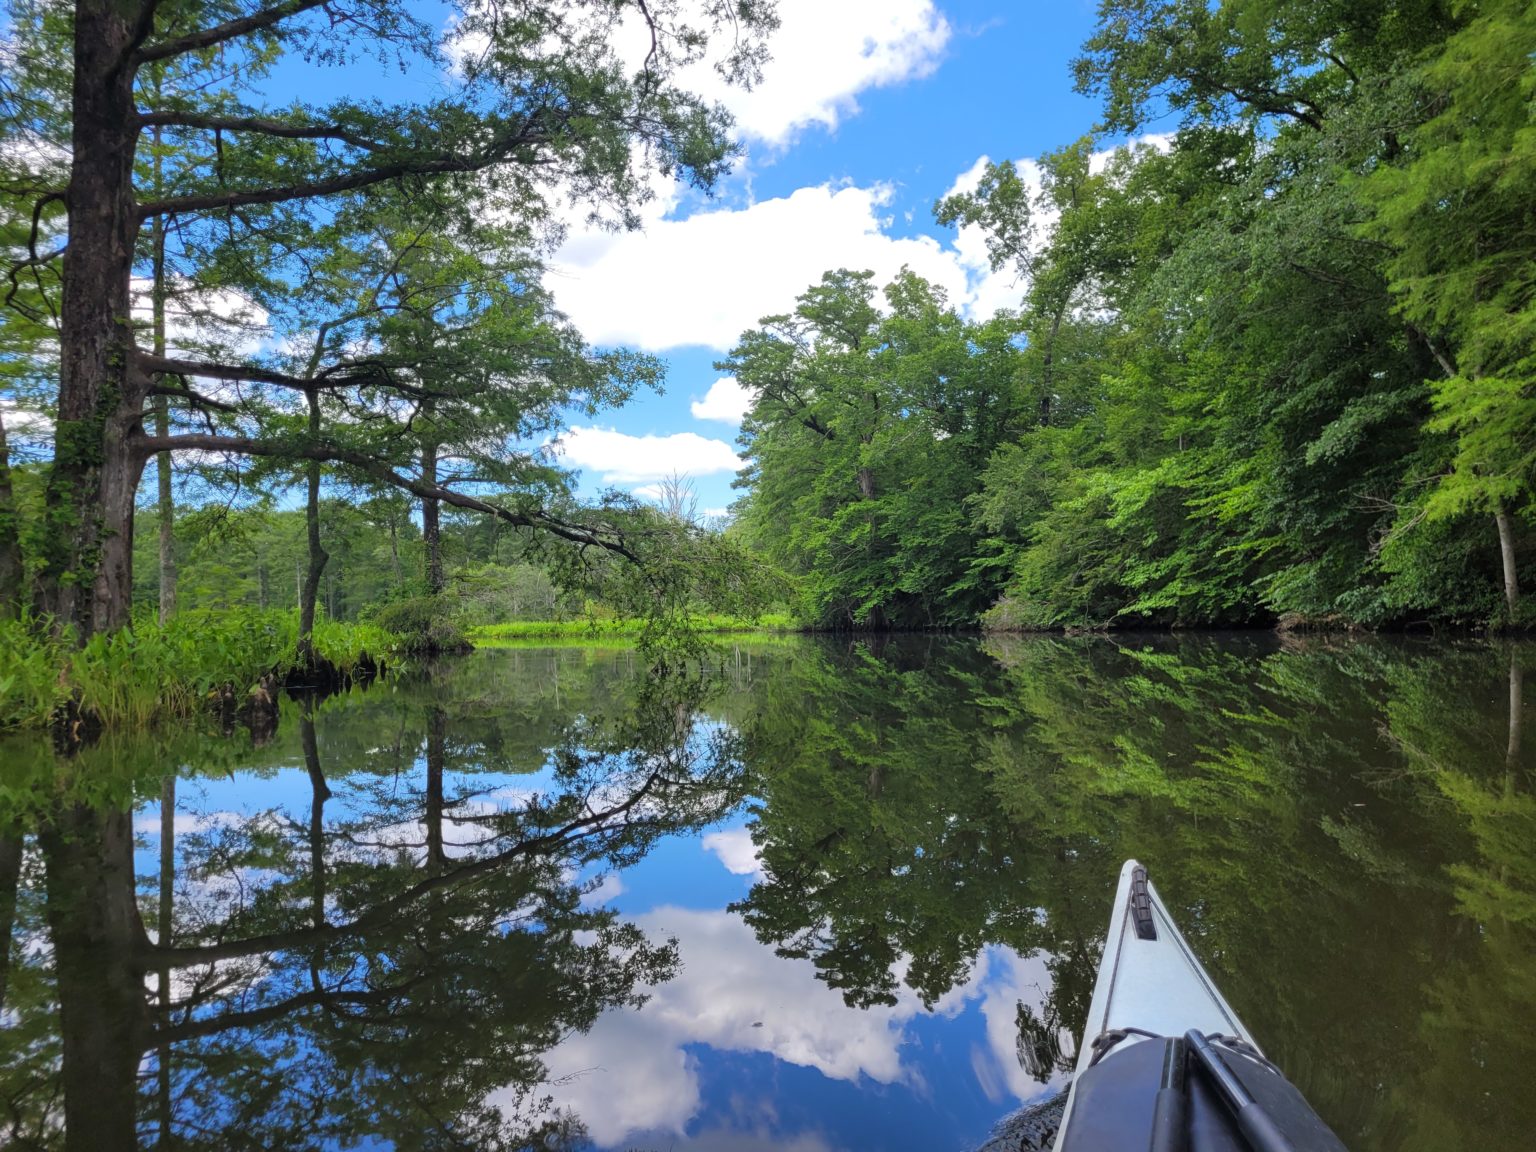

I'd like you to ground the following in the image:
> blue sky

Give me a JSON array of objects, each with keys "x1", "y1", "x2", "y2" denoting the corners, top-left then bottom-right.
[{"x1": 531, "y1": 0, "x2": 1113, "y2": 516}]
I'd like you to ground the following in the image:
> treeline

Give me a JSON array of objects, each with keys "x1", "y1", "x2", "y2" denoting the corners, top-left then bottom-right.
[{"x1": 729, "y1": 0, "x2": 1535, "y2": 632}]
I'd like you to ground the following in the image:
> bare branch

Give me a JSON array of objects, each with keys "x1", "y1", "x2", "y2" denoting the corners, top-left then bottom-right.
[{"x1": 148, "y1": 379, "x2": 241, "y2": 414}]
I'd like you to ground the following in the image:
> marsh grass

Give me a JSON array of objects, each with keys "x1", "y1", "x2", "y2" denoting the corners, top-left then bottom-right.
[
  {"x1": 0, "y1": 609, "x2": 397, "y2": 731},
  {"x1": 467, "y1": 612, "x2": 798, "y2": 646}
]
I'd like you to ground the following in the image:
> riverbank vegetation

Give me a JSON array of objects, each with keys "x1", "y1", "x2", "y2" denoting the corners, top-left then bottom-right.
[
  {"x1": 469, "y1": 613, "x2": 797, "y2": 645},
  {"x1": 731, "y1": 0, "x2": 1535, "y2": 632},
  {"x1": 0, "y1": 609, "x2": 391, "y2": 732}
]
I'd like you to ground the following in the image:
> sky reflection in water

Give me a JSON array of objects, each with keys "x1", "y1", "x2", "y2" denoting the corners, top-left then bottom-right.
[{"x1": 5, "y1": 636, "x2": 1536, "y2": 1151}]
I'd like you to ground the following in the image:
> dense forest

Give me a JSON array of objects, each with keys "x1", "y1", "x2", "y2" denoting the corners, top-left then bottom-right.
[
  {"x1": 730, "y1": 0, "x2": 1535, "y2": 631},
  {"x1": 2, "y1": 0, "x2": 1534, "y2": 723}
]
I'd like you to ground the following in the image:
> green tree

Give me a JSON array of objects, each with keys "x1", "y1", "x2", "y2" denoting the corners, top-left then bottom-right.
[
  {"x1": 1359, "y1": 0, "x2": 1536, "y2": 620},
  {"x1": 727, "y1": 269, "x2": 1022, "y2": 627}
]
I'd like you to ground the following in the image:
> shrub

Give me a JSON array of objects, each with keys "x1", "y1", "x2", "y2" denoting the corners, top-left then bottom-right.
[{"x1": 366, "y1": 596, "x2": 470, "y2": 655}]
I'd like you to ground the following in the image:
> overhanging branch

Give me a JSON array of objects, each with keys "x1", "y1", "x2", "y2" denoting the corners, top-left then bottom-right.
[
  {"x1": 137, "y1": 110, "x2": 386, "y2": 151},
  {"x1": 134, "y1": 431, "x2": 640, "y2": 562},
  {"x1": 135, "y1": 115, "x2": 561, "y2": 221},
  {"x1": 132, "y1": 0, "x2": 331, "y2": 66}
]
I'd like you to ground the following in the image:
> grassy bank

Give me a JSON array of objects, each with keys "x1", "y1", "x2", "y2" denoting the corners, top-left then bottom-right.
[
  {"x1": 468, "y1": 613, "x2": 798, "y2": 647},
  {"x1": 0, "y1": 610, "x2": 396, "y2": 732}
]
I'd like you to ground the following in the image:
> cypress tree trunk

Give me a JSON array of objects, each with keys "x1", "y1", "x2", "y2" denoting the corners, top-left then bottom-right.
[
  {"x1": 297, "y1": 387, "x2": 328, "y2": 665},
  {"x1": 1495, "y1": 506, "x2": 1520, "y2": 620},
  {"x1": 0, "y1": 410, "x2": 22, "y2": 619},
  {"x1": 422, "y1": 433, "x2": 444, "y2": 596},
  {"x1": 426, "y1": 706, "x2": 448, "y2": 871},
  {"x1": 0, "y1": 832, "x2": 21, "y2": 1014},
  {"x1": 151, "y1": 134, "x2": 176, "y2": 624},
  {"x1": 156, "y1": 777, "x2": 175, "y2": 1148},
  {"x1": 301, "y1": 708, "x2": 331, "y2": 932},
  {"x1": 1508, "y1": 649, "x2": 1523, "y2": 773},
  {"x1": 36, "y1": 0, "x2": 146, "y2": 640}
]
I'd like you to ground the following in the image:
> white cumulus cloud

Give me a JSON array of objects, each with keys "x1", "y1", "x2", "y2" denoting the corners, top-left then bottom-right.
[
  {"x1": 550, "y1": 425, "x2": 740, "y2": 485},
  {"x1": 690, "y1": 377, "x2": 754, "y2": 424},
  {"x1": 701, "y1": 826, "x2": 764, "y2": 879},
  {"x1": 533, "y1": 909, "x2": 1058, "y2": 1148},
  {"x1": 545, "y1": 137, "x2": 1180, "y2": 355},
  {"x1": 548, "y1": 182, "x2": 973, "y2": 351},
  {"x1": 689, "y1": 0, "x2": 951, "y2": 146}
]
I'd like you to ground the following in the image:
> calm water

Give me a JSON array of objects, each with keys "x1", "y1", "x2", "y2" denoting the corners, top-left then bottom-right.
[{"x1": 1, "y1": 635, "x2": 1533, "y2": 1151}]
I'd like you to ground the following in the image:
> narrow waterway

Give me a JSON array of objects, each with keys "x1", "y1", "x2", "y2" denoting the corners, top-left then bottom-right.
[{"x1": 1, "y1": 635, "x2": 1531, "y2": 1150}]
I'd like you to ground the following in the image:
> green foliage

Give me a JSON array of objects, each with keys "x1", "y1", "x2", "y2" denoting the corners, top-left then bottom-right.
[
  {"x1": 727, "y1": 269, "x2": 1025, "y2": 628},
  {"x1": 729, "y1": 0, "x2": 1530, "y2": 632},
  {"x1": 0, "y1": 609, "x2": 397, "y2": 731},
  {"x1": 468, "y1": 612, "x2": 797, "y2": 645},
  {"x1": 365, "y1": 595, "x2": 470, "y2": 655}
]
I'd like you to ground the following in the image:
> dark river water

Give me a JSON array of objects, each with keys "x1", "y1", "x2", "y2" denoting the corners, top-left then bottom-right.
[{"x1": 1, "y1": 635, "x2": 1533, "y2": 1151}]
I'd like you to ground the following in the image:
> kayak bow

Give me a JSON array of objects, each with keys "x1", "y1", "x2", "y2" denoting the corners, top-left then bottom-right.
[{"x1": 1051, "y1": 860, "x2": 1348, "y2": 1152}]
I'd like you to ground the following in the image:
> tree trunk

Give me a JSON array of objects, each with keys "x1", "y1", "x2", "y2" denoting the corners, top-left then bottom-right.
[
  {"x1": 0, "y1": 410, "x2": 22, "y2": 619},
  {"x1": 40, "y1": 803, "x2": 151, "y2": 1152},
  {"x1": 1509, "y1": 650, "x2": 1523, "y2": 772},
  {"x1": 298, "y1": 388, "x2": 329, "y2": 664},
  {"x1": 1495, "y1": 505, "x2": 1520, "y2": 620},
  {"x1": 151, "y1": 123, "x2": 176, "y2": 625},
  {"x1": 35, "y1": 0, "x2": 145, "y2": 641},
  {"x1": 389, "y1": 512, "x2": 402, "y2": 589},
  {"x1": 1039, "y1": 305, "x2": 1065, "y2": 429},
  {"x1": 422, "y1": 435, "x2": 444, "y2": 596},
  {"x1": 425, "y1": 706, "x2": 448, "y2": 872},
  {"x1": 856, "y1": 467, "x2": 875, "y2": 501},
  {"x1": 301, "y1": 708, "x2": 331, "y2": 915},
  {"x1": 157, "y1": 776, "x2": 176, "y2": 1148}
]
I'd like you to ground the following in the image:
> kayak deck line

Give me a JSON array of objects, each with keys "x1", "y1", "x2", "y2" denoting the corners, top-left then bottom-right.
[{"x1": 1052, "y1": 860, "x2": 1349, "y2": 1152}]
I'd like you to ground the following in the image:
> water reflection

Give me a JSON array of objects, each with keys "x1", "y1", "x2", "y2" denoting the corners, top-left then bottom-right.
[
  {"x1": 1, "y1": 637, "x2": 1533, "y2": 1151},
  {"x1": 1, "y1": 651, "x2": 742, "y2": 1151}
]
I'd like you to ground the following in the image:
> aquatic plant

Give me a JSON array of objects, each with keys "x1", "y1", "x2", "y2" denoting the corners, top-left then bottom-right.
[{"x1": 0, "y1": 609, "x2": 398, "y2": 732}]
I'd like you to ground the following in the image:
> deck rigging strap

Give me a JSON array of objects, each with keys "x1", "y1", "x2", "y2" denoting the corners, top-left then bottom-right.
[{"x1": 1130, "y1": 865, "x2": 1157, "y2": 939}]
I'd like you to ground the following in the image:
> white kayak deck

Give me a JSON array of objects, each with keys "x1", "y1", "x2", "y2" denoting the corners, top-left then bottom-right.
[{"x1": 1054, "y1": 859, "x2": 1257, "y2": 1149}]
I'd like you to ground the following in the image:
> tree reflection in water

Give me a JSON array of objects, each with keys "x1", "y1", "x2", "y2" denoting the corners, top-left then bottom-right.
[
  {"x1": 0, "y1": 655, "x2": 742, "y2": 1152},
  {"x1": 729, "y1": 636, "x2": 1536, "y2": 1149},
  {"x1": 2, "y1": 638, "x2": 1535, "y2": 1152}
]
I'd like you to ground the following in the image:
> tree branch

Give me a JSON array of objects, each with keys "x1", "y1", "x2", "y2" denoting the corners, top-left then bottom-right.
[
  {"x1": 138, "y1": 353, "x2": 395, "y2": 393},
  {"x1": 148, "y1": 380, "x2": 241, "y2": 414},
  {"x1": 136, "y1": 110, "x2": 385, "y2": 151},
  {"x1": 134, "y1": 432, "x2": 641, "y2": 562},
  {"x1": 132, "y1": 0, "x2": 331, "y2": 66},
  {"x1": 146, "y1": 766, "x2": 671, "y2": 968},
  {"x1": 135, "y1": 117, "x2": 558, "y2": 221},
  {"x1": 158, "y1": 987, "x2": 392, "y2": 1044}
]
